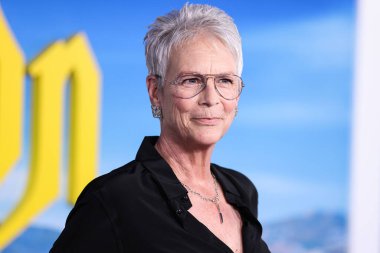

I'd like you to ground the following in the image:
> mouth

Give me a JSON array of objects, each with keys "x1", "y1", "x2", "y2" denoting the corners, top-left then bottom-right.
[{"x1": 191, "y1": 117, "x2": 223, "y2": 125}]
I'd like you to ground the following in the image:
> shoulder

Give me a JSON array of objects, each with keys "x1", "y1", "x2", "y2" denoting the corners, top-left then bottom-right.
[
  {"x1": 75, "y1": 160, "x2": 150, "y2": 205},
  {"x1": 52, "y1": 161, "x2": 148, "y2": 252}
]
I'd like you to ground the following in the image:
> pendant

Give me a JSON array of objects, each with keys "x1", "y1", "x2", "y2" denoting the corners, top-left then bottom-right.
[
  {"x1": 219, "y1": 212, "x2": 224, "y2": 224},
  {"x1": 216, "y1": 203, "x2": 223, "y2": 223}
]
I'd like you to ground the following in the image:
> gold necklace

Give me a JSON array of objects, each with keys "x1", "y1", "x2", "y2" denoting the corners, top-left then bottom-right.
[{"x1": 180, "y1": 173, "x2": 223, "y2": 224}]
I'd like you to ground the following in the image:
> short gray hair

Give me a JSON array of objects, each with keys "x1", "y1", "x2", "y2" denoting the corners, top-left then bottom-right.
[{"x1": 144, "y1": 3, "x2": 243, "y2": 86}]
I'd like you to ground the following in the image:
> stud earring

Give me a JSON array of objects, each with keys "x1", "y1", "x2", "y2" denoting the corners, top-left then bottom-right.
[
  {"x1": 234, "y1": 107, "x2": 238, "y2": 117},
  {"x1": 151, "y1": 105, "x2": 162, "y2": 118}
]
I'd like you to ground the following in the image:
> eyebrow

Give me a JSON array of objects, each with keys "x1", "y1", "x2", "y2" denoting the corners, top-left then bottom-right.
[{"x1": 176, "y1": 71, "x2": 236, "y2": 77}]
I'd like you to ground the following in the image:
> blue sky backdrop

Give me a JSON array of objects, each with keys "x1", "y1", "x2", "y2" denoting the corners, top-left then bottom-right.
[{"x1": 0, "y1": 0, "x2": 355, "y2": 231}]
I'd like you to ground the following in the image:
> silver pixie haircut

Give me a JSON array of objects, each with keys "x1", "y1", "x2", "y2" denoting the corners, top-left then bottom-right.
[{"x1": 144, "y1": 3, "x2": 243, "y2": 86}]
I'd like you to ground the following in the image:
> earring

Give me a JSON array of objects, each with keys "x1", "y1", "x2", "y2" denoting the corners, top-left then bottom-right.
[
  {"x1": 234, "y1": 107, "x2": 238, "y2": 117},
  {"x1": 151, "y1": 105, "x2": 162, "y2": 118}
]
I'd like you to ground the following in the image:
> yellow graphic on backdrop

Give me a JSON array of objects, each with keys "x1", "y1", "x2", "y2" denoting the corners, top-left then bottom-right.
[
  {"x1": 0, "y1": 6, "x2": 101, "y2": 249},
  {"x1": 0, "y1": 3, "x2": 24, "y2": 184}
]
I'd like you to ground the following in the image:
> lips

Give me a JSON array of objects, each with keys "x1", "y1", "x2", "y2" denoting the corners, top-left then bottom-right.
[{"x1": 191, "y1": 117, "x2": 222, "y2": 125}]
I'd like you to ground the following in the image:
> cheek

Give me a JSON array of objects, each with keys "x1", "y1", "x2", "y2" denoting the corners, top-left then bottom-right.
[
  {"x1": 168, "y1": 99, "x2": 192, "y2": 125},
  {"x1": 160, "y1": 90, "x2": 188, "y2": 121},
  {"x1": 222, "y1": 100, "x2": 238, "y2": 129},
  {"x1": 223, "y1": 100, "x2": 238, "y2": 116}
]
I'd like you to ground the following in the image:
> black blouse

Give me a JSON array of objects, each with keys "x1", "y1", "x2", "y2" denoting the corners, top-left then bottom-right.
[{"x1": 50, "y1": 136, "x2": 270, "y2": 253}]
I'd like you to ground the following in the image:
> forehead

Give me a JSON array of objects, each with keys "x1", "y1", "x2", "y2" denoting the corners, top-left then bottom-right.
[{"x1": 167, "y1": 35, "x2": 238, "y2": 75}]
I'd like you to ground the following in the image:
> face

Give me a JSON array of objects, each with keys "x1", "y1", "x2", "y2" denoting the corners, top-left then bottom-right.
[{"x1": 148, "y1": 35, "x2": 239, "y2": 149}]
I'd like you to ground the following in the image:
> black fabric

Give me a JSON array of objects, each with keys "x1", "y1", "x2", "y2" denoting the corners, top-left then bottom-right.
[{"x1": 50, "y1": 136, "x2": 271, "y2": 253}]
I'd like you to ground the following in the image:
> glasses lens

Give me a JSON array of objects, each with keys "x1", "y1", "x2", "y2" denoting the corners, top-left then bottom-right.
[
  {"x1": 172, "y1": 75, "x2": 204, "y2": 98},
  {"x1": 214, "y1": 75, "x2": 242, "y2": 100}
]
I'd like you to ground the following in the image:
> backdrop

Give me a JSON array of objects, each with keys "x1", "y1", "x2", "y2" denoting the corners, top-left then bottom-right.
[{"x1": 0, "y1": 0, "x2": 354, "y2": 252}]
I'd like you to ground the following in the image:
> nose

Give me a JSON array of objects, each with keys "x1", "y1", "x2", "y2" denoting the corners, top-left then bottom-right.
[{"x1": 198, "y1": 77, "x2": 220, "y2": 106}]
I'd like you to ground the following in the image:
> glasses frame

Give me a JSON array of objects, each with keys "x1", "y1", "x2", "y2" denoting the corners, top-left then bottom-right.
[{"x1": 155, "y1": 73, "x2": 244, "y2": 100}]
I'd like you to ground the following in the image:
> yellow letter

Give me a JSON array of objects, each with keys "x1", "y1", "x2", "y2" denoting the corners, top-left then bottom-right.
[
  {"x1": 0, "y1": 33, "x2": 101, "y2": 248},
  {"x1": 0, "y1": 5, "x2": 24, "y2": 182},
  {"x1": 65, "y1": 34, "x2": 100, "y2": 204}
]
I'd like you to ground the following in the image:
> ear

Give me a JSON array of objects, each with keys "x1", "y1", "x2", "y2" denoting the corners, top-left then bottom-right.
[{"x1": 146, "y1": 75, "x2": 161, "y2": 106}]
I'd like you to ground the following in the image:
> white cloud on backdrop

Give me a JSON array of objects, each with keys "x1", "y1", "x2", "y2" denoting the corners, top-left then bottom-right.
[
  {"x1": 239, "y1": 100, "x2": 349, "y2": 128},
  {"x1": 243, "y1": 13, "x2": 354, "y2": 70}
]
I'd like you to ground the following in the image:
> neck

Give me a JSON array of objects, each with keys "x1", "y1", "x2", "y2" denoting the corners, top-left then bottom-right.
[{"x1": 155, "y1": 133, "x2": 215, "y2": 184}]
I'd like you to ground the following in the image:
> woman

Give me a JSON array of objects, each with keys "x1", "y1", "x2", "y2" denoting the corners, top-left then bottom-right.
[{"x1": 51, "y1": 3, "x2": 270, "y2": 253}]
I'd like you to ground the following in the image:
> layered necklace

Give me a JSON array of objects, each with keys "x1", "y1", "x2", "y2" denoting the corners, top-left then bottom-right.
[{"x1": 180, "y1": 173, "x2": 224, "y2": 224}]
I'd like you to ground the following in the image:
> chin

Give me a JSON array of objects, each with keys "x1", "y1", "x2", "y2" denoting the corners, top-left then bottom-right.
[{"x1": 190, "y1": 131, "x2": 225, "y2": 147}]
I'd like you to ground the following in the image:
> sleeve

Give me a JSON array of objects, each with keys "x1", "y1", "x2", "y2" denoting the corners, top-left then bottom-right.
[
  {"x1": 49, "y1": 192, "x2": 121, "y2": 253},
  {"x1": 247, "y1": 179, "x2": 259, "y2": 218},
  {"x1": 246, "y1": 181, "x2": 271, "y2": 253},
  {"x1": 237, "y1": 172, "x2": 272, "y2": 253},
  {"x1": 251, "y1": 187, "x2": 272, "y2": 253}
]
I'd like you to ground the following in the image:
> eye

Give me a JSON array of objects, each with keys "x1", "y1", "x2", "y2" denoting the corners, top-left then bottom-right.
[
  {"x1": 180, "y1": 76, "x2": 202, "y2": 87},
  {"x1": 216, "y1": 76, "x2": 234, "y2": 87}
]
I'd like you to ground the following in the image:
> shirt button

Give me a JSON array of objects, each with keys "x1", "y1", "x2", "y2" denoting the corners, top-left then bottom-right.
[
  {"x1": 181, "y1": 195, "x2": 189, "y2": 203},
  {"x1": 176, "y1": 209, "x2": 183, "y2": 215}
]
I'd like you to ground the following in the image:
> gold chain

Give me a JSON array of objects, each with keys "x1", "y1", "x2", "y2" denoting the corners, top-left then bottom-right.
[{"x1": 180, "y1": 173, "x2": 224, "y2": 223}]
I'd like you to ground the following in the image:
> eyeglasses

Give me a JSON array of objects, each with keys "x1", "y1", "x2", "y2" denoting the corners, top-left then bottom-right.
[{"x1": 157, "y1": 73, "x2": 244, "y2": 100}]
